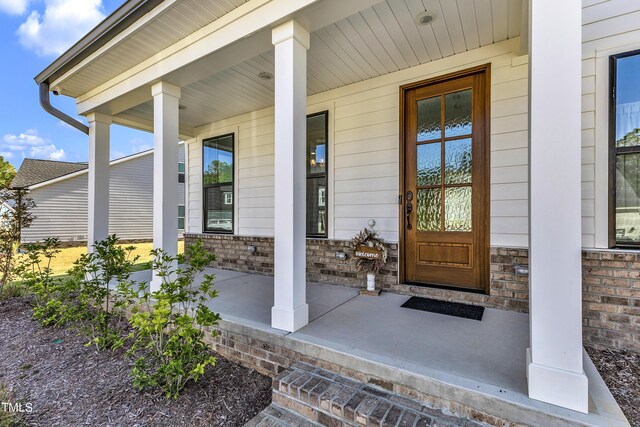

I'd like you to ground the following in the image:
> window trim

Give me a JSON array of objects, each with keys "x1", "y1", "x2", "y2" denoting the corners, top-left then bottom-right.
[
  {"x1": 306, "y1": 110, "x2": 329, "y2": 238},
  {"x1": 202, "y1": 132, "x2": 235, "y2": 235},
  {"x1": 609, "y1": 49, "x2": 640, "y2": 248}
]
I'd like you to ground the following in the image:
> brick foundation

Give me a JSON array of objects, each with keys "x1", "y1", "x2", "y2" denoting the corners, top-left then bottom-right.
[
  {"x1": 203, "y1": 322, "x2": 512, "y2": 426},
  {"x1": 582, "y1": 249, "x2": 640, "y2": 352},
  {"x1": 189, "y1": 233, "x2": 640, "y2": 351},
  {"x1": 187, "y1": 233, "x2": 399, "y2": 289}
]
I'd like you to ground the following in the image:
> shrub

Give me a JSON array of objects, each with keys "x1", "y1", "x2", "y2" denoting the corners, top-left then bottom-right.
[
  {"x1": 128, "y1": 241, "x2": 220, "y2": 399},
  {"x1": 69, "y1": 235, "x2": 139, "y2": 350},
  {"x1": 13, "y1": 238, "x2": 75, "y2": 327}
]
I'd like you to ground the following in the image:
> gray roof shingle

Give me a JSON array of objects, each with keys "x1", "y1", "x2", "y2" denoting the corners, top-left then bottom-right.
[{"x1": 11, "y1": 159, "x2": 88, "y2": 189}]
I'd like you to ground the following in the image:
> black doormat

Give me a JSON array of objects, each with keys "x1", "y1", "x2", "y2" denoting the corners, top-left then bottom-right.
[{"x1": 401, "y1": 296, "x2": 484, "y2": 321}]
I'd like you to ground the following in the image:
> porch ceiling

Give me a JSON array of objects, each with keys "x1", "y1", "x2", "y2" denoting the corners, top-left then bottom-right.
[
  {"x1": 57, "y1": 0, "x2": 251, "y2": 98},
  {"x1": 83, "y1": 0, "x2": 525, "y2": 131}
]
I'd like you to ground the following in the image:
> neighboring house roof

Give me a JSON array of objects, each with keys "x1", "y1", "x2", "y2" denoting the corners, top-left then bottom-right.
[
  {"x1": 11, "y1": 142, "x2": 183, "y2": 190},
  {"x1": 11, "y1": 159, "x2": 88, "y2": 189}
]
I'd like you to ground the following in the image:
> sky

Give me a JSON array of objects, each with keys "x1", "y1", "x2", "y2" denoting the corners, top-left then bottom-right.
[{"x1": 0, "y1": 0, "x2": 153, "y2": 169}]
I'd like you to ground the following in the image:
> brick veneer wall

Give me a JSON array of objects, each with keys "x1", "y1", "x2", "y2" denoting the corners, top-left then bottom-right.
[
  {"x1": 582, "y1": 250, "x2": 640, "y2": 352},
  {"x1": 186, "y1": 233, "x2": 399, "y2": 289}
]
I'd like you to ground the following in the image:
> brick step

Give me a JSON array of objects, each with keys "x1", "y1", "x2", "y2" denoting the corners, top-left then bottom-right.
[
  {"x1": 245, "y1": 403, "x2": 321, "y2": 427},
  {"x1": 248, "y1": 362, "x2": 483, "y2": 427}
]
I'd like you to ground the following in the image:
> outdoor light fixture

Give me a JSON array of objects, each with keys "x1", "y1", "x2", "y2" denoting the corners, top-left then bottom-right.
[
  {"x1": 335, "y1": 251, "x2": 348, "y2": 260},
  {"x1": 247, "y1": 245, "x2": 257, "y2": 254},
  {"x1": 415, "y1": 10, "x2": 435, "y2": 25},
  {"x1": 514, "y1": 264, "x2": 529, "y2": 276}
]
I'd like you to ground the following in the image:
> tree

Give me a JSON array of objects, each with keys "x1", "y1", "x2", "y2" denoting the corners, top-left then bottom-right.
[
  {"x1": 0, "y1": 188, "x2": 35, "y2": 293},
  {"x1": 203, "y1": 160, "x2": 232, "y2": 185},
  {"x1": 617, "y1": 128, "x2": 640, "y2": 148},
  {"x1": 0, "y1": 156, "x2": 15, "y2": 189}
]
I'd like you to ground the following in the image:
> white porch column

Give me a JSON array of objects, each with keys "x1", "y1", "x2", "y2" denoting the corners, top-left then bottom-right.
[
  {"x1": 86, "y1": 112, "x2": 111, "y2": 252},
  {"x1": 271, "y1": 20, "x2": 310, "y2": 332},
  {"x1": 151, "y1": 81, "x2": 180, "y2": 291},
  {"x1": 527, "y1": 0, "x2": 588, "y2": 413}
]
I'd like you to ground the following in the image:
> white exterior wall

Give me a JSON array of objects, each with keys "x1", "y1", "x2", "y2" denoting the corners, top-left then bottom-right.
[
  {"x1": 188, "y1": 38, "x2": 529, "y2": 246},
  {"x1": 23, "y1": 145, "x2": 185, "y2": 243},
  {"x1": 24, "y1": 173, "x2": 89, "y2": 242},
  {"x1": 582, "y1": 1, "x2": 640, "y2": 248}
]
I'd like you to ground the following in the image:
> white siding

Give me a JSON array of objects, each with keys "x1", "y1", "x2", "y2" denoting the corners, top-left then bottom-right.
[
  {"x1": 23, "y1": 145, "x2": 185, "y2": 243},
  {"x1": 24, "y1": 174, "x2": 89, "y2": 242},
  {"x1": 109, "y1": 153, "x2": 154, "y2": 239},
  {"x1": 189, "y1": 38, "x2": 530, "y2": 246},
  {"x1": 581, "y1": 1, "x2": 640, "y2": 248}
]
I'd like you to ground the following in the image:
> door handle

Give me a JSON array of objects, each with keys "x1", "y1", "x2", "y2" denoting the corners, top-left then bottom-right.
[{"x1": 405, "y1": 191, "x2": 413, "y2": 230}]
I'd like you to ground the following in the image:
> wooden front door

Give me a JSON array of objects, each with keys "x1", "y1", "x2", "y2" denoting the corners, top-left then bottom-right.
[{"x1": 400, "y1": 65, "x2": 489, "y2": 292}]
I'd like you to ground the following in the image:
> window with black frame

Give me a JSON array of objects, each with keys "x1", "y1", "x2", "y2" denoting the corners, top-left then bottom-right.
[
  {"x1": 307, "y1": 112, "x2": 328, "y2": 237},
  {"x1": 611, "y1": 50, "x2": 640, "y2": 246},
  {"x1": 203, "y1": 134, "x2": 234, "y2": 234}
]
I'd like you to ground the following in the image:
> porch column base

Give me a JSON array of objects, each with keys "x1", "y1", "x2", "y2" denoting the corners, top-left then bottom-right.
[
  {"x1": 526, "y1": 348, "x2": 589, "y2": 413},
  {"x1": 271, "y1": 304, "x2": 309, "y2": 332}
]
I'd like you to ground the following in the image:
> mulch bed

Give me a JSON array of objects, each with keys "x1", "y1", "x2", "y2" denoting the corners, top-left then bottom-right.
[
  {"x1": 586, "y1": 346, "x2": 639, "y2": 426},
  {"x1": 0, "y1": 297, "x2": 272, "y2": 426}
]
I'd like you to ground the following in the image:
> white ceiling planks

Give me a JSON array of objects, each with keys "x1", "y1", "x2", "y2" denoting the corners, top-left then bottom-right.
[{"x1": 113, "y1": 0, "x2": 523, "y2": 130}]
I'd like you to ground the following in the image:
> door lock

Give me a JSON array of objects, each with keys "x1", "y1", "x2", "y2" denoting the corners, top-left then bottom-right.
[{"x1": 406, "y1": 191, "x2": 413, "y2": 230}]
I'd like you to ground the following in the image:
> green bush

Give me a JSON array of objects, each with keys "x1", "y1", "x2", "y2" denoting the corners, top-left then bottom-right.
[
  {"x1": 13, "y1": 238, "x2": 75, "y2": 327},
  {"x1": 128, "y1": 240, "x2": 220, "y2": 399},
  {"x1": 69, "y1": 235, "x2": 139, "y2": 350}
]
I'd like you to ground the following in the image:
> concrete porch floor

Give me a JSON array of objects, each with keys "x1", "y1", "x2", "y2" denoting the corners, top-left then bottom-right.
[{"x1": 130, "y1": 267, "x2": 629, "y2": 426}]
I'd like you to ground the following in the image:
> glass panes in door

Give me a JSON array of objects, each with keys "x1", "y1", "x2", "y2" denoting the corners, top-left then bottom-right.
[{"x1": 416, "y1": 89, "x2": 473, "y2": 232}]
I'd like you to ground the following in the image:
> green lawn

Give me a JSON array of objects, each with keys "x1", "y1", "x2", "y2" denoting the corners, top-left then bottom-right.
[{"x1": 16, "y1": 241, "x2": 185, "y2": 277}]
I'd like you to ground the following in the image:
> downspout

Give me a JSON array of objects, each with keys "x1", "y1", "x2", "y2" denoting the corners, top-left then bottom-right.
[{"x1": 39, "y1": 82, "x2": 89, "y2": 135}]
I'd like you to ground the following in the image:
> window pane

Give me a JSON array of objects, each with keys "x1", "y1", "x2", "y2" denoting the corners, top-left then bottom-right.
[
  {"x1": 616, "y1": 153, "x2": 640, "y2": 243},
  {"x1": 205, "y1": 184, "x2": 233, "y2": 232},
  {"x1": 445, "y1": 138, "x2": 472, "y2": 184},
  {"x1": 417, "y1": 143, "x2": 440, "y2": 186},
  {"x1": 178, "y1": 162, "x2": 185, "y2": 173},
  {"x1": 203, "y1": 135, "x2": 233, "y2": 184},
  {"x1": 417, "y1": 96, "x2": 441, "y2": 142},
  {"x1": 445, "y1": 187, "x2": 472, "y2": 232},
  {"x1": 307, "y1": 113, "x2": 328, "y2": 237},
  {"x1": 307, "y1": 114, "x2": 326, "y2": 175},
  {"x1": 616, "y1": 53, "x2": 640, "y2": 147},
  {"x1": 178, "y1": 218, "x2": 185, "y2": 230},
  {"x1": 203, "y1": 134, "x2": 234, "y2": 234},
  {"x1": 417, "y1": 188, "x2": 441, "y2": 231},
  {"x1": 445, "y1": 89, "x2": 472, "y2": 137},
  {"x1": 307, "y1": 177, "x2": 326, "y2": 236},
  {"x1": 178, "y1": 205, "x2": 185, "y2": 217}
]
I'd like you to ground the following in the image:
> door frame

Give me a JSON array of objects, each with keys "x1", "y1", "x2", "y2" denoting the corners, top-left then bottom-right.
[{"x1": 398, "y1": 64, "x2": 491, "y2": 292}]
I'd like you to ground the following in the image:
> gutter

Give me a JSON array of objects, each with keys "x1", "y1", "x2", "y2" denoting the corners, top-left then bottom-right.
[{"x1": 39, "y1": 82, "x2": 88, "y2": 134}]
